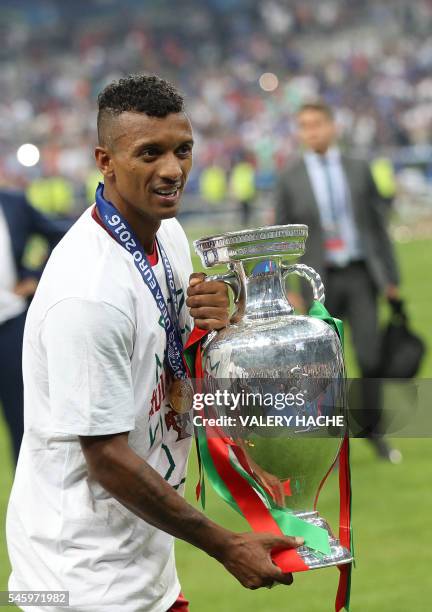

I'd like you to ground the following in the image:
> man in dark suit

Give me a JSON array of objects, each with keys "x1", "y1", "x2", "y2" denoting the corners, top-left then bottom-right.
[
  {"x1": 275, "y1": 101, "x2": 401, "y2": 462},
  {"x1": 0, "y1": 189, "x2": 69, "y2": 464}
]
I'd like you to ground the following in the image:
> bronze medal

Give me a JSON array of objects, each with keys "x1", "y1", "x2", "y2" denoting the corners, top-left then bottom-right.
[{"x1": 168, "y1": 377, "x2": 194, "y2": 414}]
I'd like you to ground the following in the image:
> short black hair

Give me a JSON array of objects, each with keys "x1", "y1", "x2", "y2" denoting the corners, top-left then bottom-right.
[
  {"x1": 97, "y1": 74, "x2": 184, "y2": 146},
  {"x1": 298, "y1": 100, "x2": 334, "y2": 120}
]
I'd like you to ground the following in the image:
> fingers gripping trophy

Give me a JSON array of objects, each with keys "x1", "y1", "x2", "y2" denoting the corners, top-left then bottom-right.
[{"x1": 191, "y1": 224, "x2": 353, "y2": 604}]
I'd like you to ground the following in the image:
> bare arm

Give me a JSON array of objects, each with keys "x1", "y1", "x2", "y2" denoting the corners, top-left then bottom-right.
[{"x1": 80, "y1": 433, "x2": 303, "y2": 589}]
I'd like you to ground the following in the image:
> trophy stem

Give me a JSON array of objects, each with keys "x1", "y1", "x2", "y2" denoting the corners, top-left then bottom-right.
[{"x1": 234, "y1": 259, "x2": 294, "y2": 323}]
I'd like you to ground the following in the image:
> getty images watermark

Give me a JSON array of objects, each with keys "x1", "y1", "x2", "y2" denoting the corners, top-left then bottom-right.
[
  {"x1": 188, "y1": 378, "x2": 432, "y2": 437},
  {"x1": 191, "y1": 389, "x2": 345, "y2": 429}
]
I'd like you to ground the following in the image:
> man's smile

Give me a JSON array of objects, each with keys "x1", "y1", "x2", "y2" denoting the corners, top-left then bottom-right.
[{"x1": 153, "y1": 183, "x2": 182, "y2": 203}]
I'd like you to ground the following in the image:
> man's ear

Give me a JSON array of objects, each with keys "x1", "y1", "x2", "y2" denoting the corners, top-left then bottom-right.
[{"x1": 95, "y1": 146, "x2": 115, "y2": 180}]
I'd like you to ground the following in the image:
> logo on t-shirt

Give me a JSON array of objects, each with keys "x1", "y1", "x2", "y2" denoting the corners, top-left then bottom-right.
[{"x1": 149, "y1": 352, "x2": 192, "y2": 448}]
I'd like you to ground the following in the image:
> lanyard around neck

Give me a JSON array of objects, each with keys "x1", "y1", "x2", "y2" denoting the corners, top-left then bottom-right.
[{"x1": 95, "y1": 183, "x2": 187, "y2": 381}]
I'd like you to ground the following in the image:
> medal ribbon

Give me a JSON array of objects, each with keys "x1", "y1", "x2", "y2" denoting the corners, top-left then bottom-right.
[{"x1": 95, "y1": 183, "x2": 187, "y2": 381}]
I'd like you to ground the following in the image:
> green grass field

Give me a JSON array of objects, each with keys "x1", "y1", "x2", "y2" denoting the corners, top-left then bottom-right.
[{"x1": 1, "y1": 238, "x2": 431, "y2": 611}]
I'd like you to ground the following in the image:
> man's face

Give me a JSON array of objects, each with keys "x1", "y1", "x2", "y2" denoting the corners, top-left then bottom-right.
[
  {"x1": 297, "y1": 109, "x2": 336, "y2": 154},
  {"x1": 100, "y1": 111, "x2": 193, "y2": 221}
]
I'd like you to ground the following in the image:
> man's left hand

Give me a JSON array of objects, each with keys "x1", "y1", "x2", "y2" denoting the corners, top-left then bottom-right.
[{"x1": 186, "y1": 272, "x2": 230, "y2": 330}]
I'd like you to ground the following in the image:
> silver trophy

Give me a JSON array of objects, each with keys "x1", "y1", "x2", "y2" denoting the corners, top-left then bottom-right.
[{"x1": 194, "y1": 225, "x2": 353, "y2": 569}]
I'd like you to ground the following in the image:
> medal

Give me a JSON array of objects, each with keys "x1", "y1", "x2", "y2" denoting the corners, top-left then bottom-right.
[{"x1": 168, "y1": 377, "x2": 194, "y2": 414}]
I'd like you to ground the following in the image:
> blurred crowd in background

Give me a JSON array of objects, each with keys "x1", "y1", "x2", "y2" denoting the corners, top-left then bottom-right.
[{"x1": 1, "y1": 0, "x2": 432, "y2": 219}]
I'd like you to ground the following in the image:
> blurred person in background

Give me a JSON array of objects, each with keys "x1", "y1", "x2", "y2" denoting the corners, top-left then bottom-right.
[
  {"x1": 199, "y1": 162, "x2": 227, "y2": 209},
  {"x1": 26, "y1": 176, "x2": 74, "y2": 218},
  {"x1": 275, "y1": 101, "x2": 402, "y2": 463},
  {"x1": 0, "y1": 189, "x2": 68, "y2": 464},
  {"x1": 230, "y1": 153, "x2": 256, "y2": 227},
  {"x1": 370, "y1": 156, "x2": 397, "y2": 208}
]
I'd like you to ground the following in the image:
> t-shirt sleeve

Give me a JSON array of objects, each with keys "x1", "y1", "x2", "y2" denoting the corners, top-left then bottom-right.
[{"x1": 42, "y1": 298, "x2": 136, "y2": 436}]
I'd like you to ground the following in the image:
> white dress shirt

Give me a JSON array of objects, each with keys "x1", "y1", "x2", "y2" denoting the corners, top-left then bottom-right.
[
  {"x1": 304, "y1": 147, "x2": 363, "y2": 266},
  {"x1": 0, "y1": 205, "x2": 26, "y2": 324}
]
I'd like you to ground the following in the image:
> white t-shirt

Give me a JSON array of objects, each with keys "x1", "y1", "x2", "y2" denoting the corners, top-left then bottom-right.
[
  {"x1": 0, "y1": 205, "x2": 26, "y2": 324},
  {"x1": 6, "y1": 207, "x2": 194, "y2": 612}
]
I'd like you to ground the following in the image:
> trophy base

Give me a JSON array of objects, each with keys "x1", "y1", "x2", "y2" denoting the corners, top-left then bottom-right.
[{"x1": 293, "y1": 511, "x2": 353, "y2": 569}]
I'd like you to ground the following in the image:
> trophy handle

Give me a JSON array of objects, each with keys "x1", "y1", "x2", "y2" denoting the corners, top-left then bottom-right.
[
  {"x1": 282, "y1": 263, "x2": 325, "y2": 304},
  {"x1": 204, "y1": 270, "x2": 241, "y2": 303}
]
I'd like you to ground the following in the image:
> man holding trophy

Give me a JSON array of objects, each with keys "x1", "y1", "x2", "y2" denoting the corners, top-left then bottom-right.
[{"x1": 6, "y1": 75, "x2": 303, "y2": 612}]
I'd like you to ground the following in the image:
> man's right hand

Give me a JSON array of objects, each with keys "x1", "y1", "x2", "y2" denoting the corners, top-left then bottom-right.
[
  {"x1": 80, "y1": 433, "x2": 304, "y2": 592},
  {"x1": 215, "y1": 532, "x2": 304, "y2": 589}
]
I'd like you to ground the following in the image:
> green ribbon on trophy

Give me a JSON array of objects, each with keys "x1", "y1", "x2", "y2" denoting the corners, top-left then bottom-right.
[
  {"x1": 184, "y1": 300, "x2": 353, "y2": 611},
  {"x1": 195, "y1": 416, "x2": 331, "y2": 555}
]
